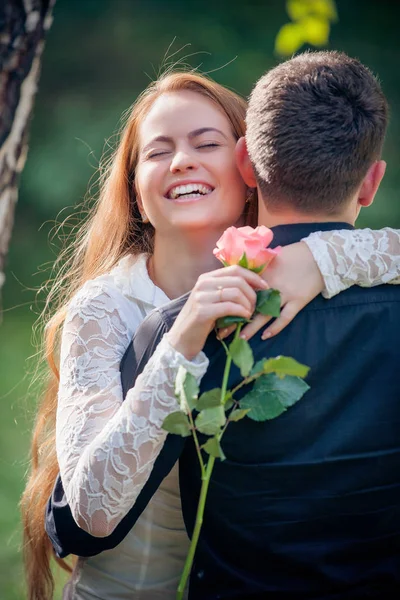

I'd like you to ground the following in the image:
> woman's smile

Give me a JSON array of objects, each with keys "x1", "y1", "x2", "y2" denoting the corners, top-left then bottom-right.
[{"x1": 165, "y1": 181, "x2": 215, "y2": 203}]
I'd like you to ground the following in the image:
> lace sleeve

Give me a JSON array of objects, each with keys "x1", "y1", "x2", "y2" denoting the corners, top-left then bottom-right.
[
  {"x1": 56, "y1": 283, "x2": 209, "y2": 538},
  {"x1": 302, "y1": 227, "x2": 400, "y2": 298}
]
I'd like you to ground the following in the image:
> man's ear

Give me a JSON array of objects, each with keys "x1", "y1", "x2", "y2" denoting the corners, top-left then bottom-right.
[
  {"x1": 358, "y1": 160, "x2": 386, "y2": 207},
  {"x1": 235, "y1": 137, "x2": 258, "y2": 188}
]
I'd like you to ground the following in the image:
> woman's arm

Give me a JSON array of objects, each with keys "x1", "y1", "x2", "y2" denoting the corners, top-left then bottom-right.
[
  {"x1": 303, "y1": 227, "x2": 400, "y2": 298},
  {"x1": 56, "y1": 265, "x2": 264, "y2": 538},
  {"x1": 56, "y1": 282, "x2": 208, "y2": 538},
  {"x1": 237, "y1": 227, "x2": 400, "y2": 340}
]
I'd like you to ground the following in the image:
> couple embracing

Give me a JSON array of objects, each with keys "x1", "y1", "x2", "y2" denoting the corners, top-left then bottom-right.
[{"x1": 23, "y1": 50, "x2": 400, "y2": 600}]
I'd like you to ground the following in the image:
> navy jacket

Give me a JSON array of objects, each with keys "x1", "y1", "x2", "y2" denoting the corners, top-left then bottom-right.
[{"x1": 47, "y1": 223, "x2": 400, "y2": 599}]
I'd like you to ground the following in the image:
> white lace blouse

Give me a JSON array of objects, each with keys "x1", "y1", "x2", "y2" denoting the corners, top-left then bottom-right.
[{"x1": 57, "y1": 228, "x2": 400, "y2": 599}]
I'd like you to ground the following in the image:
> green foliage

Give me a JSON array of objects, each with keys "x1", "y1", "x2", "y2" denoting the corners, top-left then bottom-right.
[
  {"x1": 275, "y1": 0, "x2": 338, "y2": 56},
  {"x1": 175, "y1": 367, "x2": 199, "y2": 413},
  {"x1": 255, "y1": 289, "x2": 281, "y2": 318},
  {"x1": 238, "y1": 252, "x2": 249, "y2": 268},
  {"x1": 195, "y1": 405, "x2": 226, "y2": 435},
  {"x1": 197, "y1": 388, "x2": 222, "y2": 410},
  {"x1": 162, "y1": 411, "x2": 192, "y2": 436},
  {"x1": 229, "y1": 336, "x2": 254, "y2": 377},
  {"x1": 240, "y1": 374, "x2": 310, "y2": 421},
  {"x1": 287, "y1": 0, "x2": 338, "y2": 21},
  {"x1": 229, "y1": 408, "x2": 251, "y2": 422},
  {"x1": 251, "y1": 356, "x2": 310, "y2": 378},
  {"x1": 216, "y1": 315, "x2": 249, "y2": 329},
  {"x1": 202, "y1": 437, "x2": 226, "y2": 461},
  {"x1": 224, "y1": 395, "x2": 235, "y2": 411}
]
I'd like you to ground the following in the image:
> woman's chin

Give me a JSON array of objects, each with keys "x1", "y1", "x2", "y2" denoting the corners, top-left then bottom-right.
[
  {"x1": 168, "y1": 214, "x2": 241, "y2": 235},
  {"x1": 164, "y1": 200, "x2": 245, "y2": 232}
]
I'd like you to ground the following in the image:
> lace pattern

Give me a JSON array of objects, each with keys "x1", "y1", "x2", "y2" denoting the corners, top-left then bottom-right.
[
  {"x1": 56, "y1": 271, "x2": 208, "y2": 537},
  {"x1": 303, "y1": 228, "x2": 400, "y2": 298}
]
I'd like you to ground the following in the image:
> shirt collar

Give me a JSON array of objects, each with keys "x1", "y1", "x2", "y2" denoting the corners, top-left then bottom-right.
[
  {"x1": 113, "y1": 253, "x2": 170, "y2": 308},
  {"x1": 269, "y1": 222, "x2": 355, "y2": 248}
]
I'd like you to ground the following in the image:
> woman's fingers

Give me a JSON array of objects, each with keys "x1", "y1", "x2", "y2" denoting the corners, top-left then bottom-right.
[
  {"x1": 206, "y1": 275, "x2": 260, "y2": 305},
  {"x1": 214, "y1": 265, "x2": 268, "y2": 289},
  {"x1": 225, "y1": 300, "x2": 299, "y2": 342},
  {"x1": 212, "y1": 301, "x2": 253, "y2": 320},
  {"x1": 213, "y1": 286, "x2": 254, "y2": 313},
  {"x1": 261, "y1": 301, "x2": 299, "y2": 339},
  {"x1": 238, "y1": 312, "x2": 273, "y2": 340},
  {"x1": 217, "y1": 324, "x2": 237, "y2": 340}
]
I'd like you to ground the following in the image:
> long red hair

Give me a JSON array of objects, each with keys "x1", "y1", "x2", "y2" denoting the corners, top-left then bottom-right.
[{"x1": 20, "y1": 70, "x2": 254, "y2": 599}]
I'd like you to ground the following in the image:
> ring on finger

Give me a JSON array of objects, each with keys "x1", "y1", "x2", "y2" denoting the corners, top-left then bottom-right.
[{"x1": 217, "y1": 285, "x2": 223, "y2": 302}]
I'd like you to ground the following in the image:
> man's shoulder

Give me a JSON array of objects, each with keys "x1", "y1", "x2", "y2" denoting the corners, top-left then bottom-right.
[{"x1": 305, "y1": 283, "x2": 400, "y2": 312}]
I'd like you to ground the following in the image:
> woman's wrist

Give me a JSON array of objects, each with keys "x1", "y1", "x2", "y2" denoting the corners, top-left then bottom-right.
[{"x1": 166, "y1": 329, "x2": 200, "y2": 362}]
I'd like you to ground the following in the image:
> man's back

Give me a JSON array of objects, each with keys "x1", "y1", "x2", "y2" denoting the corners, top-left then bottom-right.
[{"x1": 177, "y1": 224, "x2": 400, "y2": 599}]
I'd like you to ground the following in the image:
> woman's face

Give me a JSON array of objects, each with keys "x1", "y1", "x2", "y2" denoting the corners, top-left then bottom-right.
[{"x1": 135, "y1": 90, "x2": 247, "y2": 236}]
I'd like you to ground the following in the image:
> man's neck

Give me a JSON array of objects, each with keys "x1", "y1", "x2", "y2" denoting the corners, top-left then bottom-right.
[{"x1": 257, "y1": 197, "x2": 356, "y2": 228}]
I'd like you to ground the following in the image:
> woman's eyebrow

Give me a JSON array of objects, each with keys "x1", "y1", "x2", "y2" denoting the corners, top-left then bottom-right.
[
  {"x1": 189, "y1": 127, "x2": 228, "y2": 140},
  {"x1": 142, "y1": 127, "x2": 228, "y2": 152},
  {"x1": 142, "y1": 135, "x2": 172, "y2": 152}
]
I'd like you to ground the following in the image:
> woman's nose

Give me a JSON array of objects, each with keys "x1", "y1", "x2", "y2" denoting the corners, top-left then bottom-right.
[{"x1": 170, "y1": 150, "x2": 198, "y2": 173}]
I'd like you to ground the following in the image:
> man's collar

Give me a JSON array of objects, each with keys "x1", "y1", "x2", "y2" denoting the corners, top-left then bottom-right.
[{"x1": 269, "y1": 222, "x2": 354, "y2": 248}]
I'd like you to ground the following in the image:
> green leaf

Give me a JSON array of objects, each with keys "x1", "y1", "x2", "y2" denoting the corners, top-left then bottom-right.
[
  {"x1": 216, "y1": 315, "x2": 248, "y2": 329},
  {"x1": 162, "y1": 411, "x2": 192, "y2": 437},
  {"x1": 255, "y1": 289, "x2": 281, "y2": 318},
  {"x1": 229, "y1": 408, "x2": 251, "y2": 422},
  {"x1": 175, "y1": 367, "x2": 199, "y2": 413},
  {"x1": 275, "y1": 22, "x2": 305, "y2": 56},
  {"x1": 197, "y1": 388, "x2": 223, "y2": 410},
  {"x1": 240, "y1": 374, "x2": 310, "y2": 422},
  {"x1": 250, "y1": 263, "x2": 266, "y2": 274},
  {"x1": 287, "y1": 0, "x2": 338, "y2": 22},
  {"x1": 287, "y1": 0, "x2": 311, "y2": 20},
  {"x1": 229, "y1": 336, "x2": 254, "y2": 377},
  {"x1": 238, "y1": 252, "x2": 249, "y2": 269},
  {"x1": 224, "y1": 395, "x2": 235, "y2": 410},
  {"x1": 195, "y1": 405, "x2": 226, "y2": 435},
  {"x1": 250, "y1": 359, "x2": 267, "y2": 377},
  {"x1": 259, "y1": 356, "x2": 310, "y2": 379},
  {"x1": 302, "y1": 15, "x2": 330, "y2": 46},
  {"x1": 202, "y1": 437, "x2": 226, "y2": 461}
]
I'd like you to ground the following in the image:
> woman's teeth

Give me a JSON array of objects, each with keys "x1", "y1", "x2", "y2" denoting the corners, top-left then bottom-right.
[{"x1": 168, "y1": 183, "x2": 213, "y2": 199}]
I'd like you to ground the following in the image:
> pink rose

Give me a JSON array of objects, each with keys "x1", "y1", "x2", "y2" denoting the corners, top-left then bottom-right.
[{"x1": 213, "y1": 225, "x2": 281, "y2": 274}]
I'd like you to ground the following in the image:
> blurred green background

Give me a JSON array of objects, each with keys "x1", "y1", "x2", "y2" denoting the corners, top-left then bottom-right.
[{"x1": 1, "y1": 0, "x2": 399, "y2": 597}]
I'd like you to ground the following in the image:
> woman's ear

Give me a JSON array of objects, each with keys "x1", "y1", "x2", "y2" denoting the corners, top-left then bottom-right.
[
  {"x1": 135, "y1": 185, "x2": 149, "y2": 223},
  {"x1": 235, "y1": 137, "x2": 258, "y2": 188}
]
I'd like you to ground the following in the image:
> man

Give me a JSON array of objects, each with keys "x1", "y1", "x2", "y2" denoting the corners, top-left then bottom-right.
[{"x1": 47, "y1": 52, "x2": 400, "y2": 598}]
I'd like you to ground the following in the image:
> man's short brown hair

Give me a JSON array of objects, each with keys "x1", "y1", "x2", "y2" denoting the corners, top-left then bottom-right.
[{"x1": 246, "y1": 51, "x2": 388, "y2": 214}]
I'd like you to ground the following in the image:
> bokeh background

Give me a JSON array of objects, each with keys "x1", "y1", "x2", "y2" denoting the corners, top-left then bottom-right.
[{"x1": 1, "y1": 0, "x2": 399, "y2": 597}]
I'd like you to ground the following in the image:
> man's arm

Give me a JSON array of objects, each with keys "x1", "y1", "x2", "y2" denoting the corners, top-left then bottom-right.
[{"x1": 46, "y1": 306, "x2": 186, "y2": 558}]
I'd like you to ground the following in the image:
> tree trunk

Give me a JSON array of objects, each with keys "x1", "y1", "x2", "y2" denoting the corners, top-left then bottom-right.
[{"x1": 0, "y1": 0, "x2": 56, "y2": 292}]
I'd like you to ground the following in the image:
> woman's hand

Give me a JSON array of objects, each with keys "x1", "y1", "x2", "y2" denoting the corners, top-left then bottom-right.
[
  {"x1": 167, "y1": 266, "x2": 268, "y2": 360},
  {"x1": 219, "y1": 241, "x2": 324, "y2": 341}
]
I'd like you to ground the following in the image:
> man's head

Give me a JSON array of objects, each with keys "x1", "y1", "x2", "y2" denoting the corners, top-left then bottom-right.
[{"x1": 237, "y1": 51, "x2": 388, "y2": 223}]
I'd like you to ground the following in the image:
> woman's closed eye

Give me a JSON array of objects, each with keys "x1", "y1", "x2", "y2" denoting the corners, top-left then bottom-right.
[
  {"x1": 197, "y1": 142, "x2": 220, "y2": 150},
  {"x1": 147, "y1": 150, "x2": 171, "y2": 159}
]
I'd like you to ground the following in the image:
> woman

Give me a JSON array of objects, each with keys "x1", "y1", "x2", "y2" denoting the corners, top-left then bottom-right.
[{"x1": 21, "y1": 71, "x2": 400, "y2": 600}]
